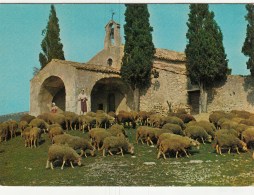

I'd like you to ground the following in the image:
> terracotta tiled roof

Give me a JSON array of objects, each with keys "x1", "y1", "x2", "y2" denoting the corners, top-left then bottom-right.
[
  {"x1": 51, "y1": 59, "x2": 120, "y2": 74},
  {"x1": 154, "y1": 48, "x2": 186, "y2": 62}
]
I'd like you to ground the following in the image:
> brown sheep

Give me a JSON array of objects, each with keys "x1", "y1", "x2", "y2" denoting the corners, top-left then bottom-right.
[
  {"x1": 18, "y1": 120, "x2": 28, "y2": 136},
  {"x1": 7, "y1": 120, "x2": 18, "y2": 139},
  {"x1": 214, "y1": 133, "x2": 248, "y2": 155},
  {"x1": 242, "y1": 127, "x2": 254, "y2": 149},
  {"x1": 100, "y1": 135, "x2": 134, "y2": 157},
  {"x1": 22, "y1": 126, "x2": 32, "y2": 147},
  {"x1": 48, "y1": 126, "x2": 64, "y2": 143},
  {"x1": 29, "y1": 118, "x2": 49, "y2": 133},
  {"x1": 29, "y1": 127, "x2": 43, "y2": 148},
  {"x1": 0, "y1": 122, "x2": 9, "y2": 142},
  {"x1": 19, "y1": 114, "x2": 36, "y2": 124},
  {"x1": 116, "y1": 111, "x2": 136, "y2": 128},
  {"x1": 63, "y1": 111, "x2": 79, "y2": 130}
]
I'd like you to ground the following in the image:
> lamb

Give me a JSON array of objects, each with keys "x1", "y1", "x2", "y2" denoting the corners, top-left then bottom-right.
[
  {"x1": 46, "y1": 144, "x2": 82, "y2": 170},
  {"x1": 157, "y1": 135, "x2": 200, "y2": 159},
  {"x1": 29, "y1": 118, "x2": 49, "y2": 133},
  {"x1": 242, "y1": 127, "x2": 254, "y2": 149},
  {"x1": 18, "y1": 120, "x2": 28, "y2": 136},
  {"x1": 29, "y1": 127, "x2": 43, "y2": 148},
  {"x1": 52, "y1": 134, "x2": 95, "y2": 157},
  {"x1": 63, "y1": 111, "x2": 79, "y2": 130},
  {"x1": 214, "y1": 133, "x2": 248, "y2": 155},
  {"x1": 48, "y1": 126, "x2": 64, "y2": 143},
  {"x1": 184, "y1": 125, "x2": 212, "y2": 144},
  {"x1": 100, "y1": 135, "x2": 134, "y2": 157}
]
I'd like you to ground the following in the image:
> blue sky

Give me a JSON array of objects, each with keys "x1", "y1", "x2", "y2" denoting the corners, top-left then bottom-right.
[{"x1": 0, "y1": 3, "x2": 249, "y2": 115}]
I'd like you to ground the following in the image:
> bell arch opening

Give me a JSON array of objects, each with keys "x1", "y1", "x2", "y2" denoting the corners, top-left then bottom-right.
[
  {"x1": 91, "y1": 77, "x2": 133, "y2": 113},
  {"x1": 38, "y1": 76, "x2": 66, "y2": 113}
]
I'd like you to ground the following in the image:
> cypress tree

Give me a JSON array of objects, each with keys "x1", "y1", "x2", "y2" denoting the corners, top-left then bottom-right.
[
  {"x1": 121, "y1": 4, "x2": 155, "y2": 111},
  {"x1": 39, "y1": 5, "x2": 65, "y2": 69},
  {"x1": 242, "y1": 4, "x2": 254, "y2": 76},
  {"x1": 185, "y1": 4, "x2": 228, "y2": 113}
]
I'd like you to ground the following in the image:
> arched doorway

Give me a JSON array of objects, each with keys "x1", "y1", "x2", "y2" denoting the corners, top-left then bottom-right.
[
  {"x1": 91, "y1": 77, "x2": 133, "y2": 113},
  {"x1": 39, "y1": 76, "x2": 66, "y2": 113}
]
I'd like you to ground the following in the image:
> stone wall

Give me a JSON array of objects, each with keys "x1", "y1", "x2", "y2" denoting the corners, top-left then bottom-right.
[
  {"x1": 207, "y1": 75, "x2": 254, "y2": 112},
  {"x1": 140, "y1": 60, "x2": 189, "y2": 114}
]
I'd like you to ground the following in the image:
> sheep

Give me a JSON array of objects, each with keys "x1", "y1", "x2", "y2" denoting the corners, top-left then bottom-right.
[
  {"x1": 161, "y1": 116, "x2": 185, "y2": 129},
  {"x1": 88, "y1": 128, "x2": 105, "y2": 142},
  {"x1": 37, "y1": 112, "x2": 52, "y2": 124},
  {"x1": 108, "y1": 124, "x2": 127, "y2": 137},
  {"x1": 79, "y1": 115, "x2": 96, "y2": 132},
  {"x1": 0, "y1": 122, "x2": 9, "y2": 142},
  {"x1": 214, "y1": 133, "x2": 248, "y2": 155},
  {"x1": 19, "y1": 114, "x2": 36, "y2": 123},
  {"x1": 29, "y1": 118, "x2": 49, "y2": 133},
  {"x1": 242, "y1": 127, "x2": 254, "y2": 149},
  {"x1": 239, "y1": 119, "x2": 254, "y2": 126},
  {"x1": 168, "y1": 112, "x2": 196, "y2": 123},
  {"x1": 162, "y1": 123, "x2": 184, "y2": 135},
  {"x1": 46, "y1": 144, "x2": 82, "y2": 170},
  {"x1": 215, "y1": 129, "x2": 239, "y2": 139},
  {"x1": 22, "y1": 126, "x2": 32, "y2": 147},
  {"x1": 89, "y1": 128, "x2": 111, "y2": 149},
  {"x1": 52, "y1": 134, "x2": 95, "y2": 157},
  {"x1": 209, "y1": 111, "x2": 226, "y2": 129},
  {"x1": 48, "y1": 113, "x2": 66, "y2": 129},
  {"x1": 137, "y1": 111, "x2": 149, "y2": 126},
  {"x1": 157, "y1": 133, "x2": 180, "y2": 148},
  {"x1": 184, "y1": 125, "x2": 212, "y2": 144},
  {"x1": 96, "y1": 112, "x2": 114, "y2": 129},
  {"x1": 7, "y1": 120, "x2": 18, "y2": 139},
  {"x1": 192, "y1": 120, "x2": 216, "y2": 140},
  {"x1": 48, "y1": 126, "x2": 64, "y2": 143},
  {"x1": 230, "y1": 110, "x2": 251, "y2": 119},
  {"x1": 29, "y1": 127, "x2": 43, "y2": 148},
  {"x1": 18, "y1": 120, "x2": 28, "y2": 136},
  {"x1": 157, "y1": 135, "x2": 200, "y2": 159},
  {"x1": 235, "y1": 124, "x2": 249, "y2": 139},
  {"x1": 136, "y1": 126, "x2": 155, "y2": 145},
  {"x1": 148, "y1": 113, "x2": 163, "y2": 127},
  {"x1": 116, "y1": 111, "x2": 136, "y2": 128},
  {"x1": 220, "y1": 121, "x2": 239, "y2": 131},
  {"x1": 99, "y1": 135, "x2": 134, "y2": 157},
  {"x1": 63, "y1": 111, "x2": 79, "y2": 130}
]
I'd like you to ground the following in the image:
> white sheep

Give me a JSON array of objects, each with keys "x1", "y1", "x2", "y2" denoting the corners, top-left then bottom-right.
[{"x1": 46, "y1": 144, "x2": 82, "y2": 170}]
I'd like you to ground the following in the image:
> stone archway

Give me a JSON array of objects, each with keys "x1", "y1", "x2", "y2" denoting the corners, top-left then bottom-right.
[
  {"x1": 38, "y1": 76, "x2": 66, "y2": 113},
  {"x1": 91, "y1": 77, "x2": 133, "y2": 113}
]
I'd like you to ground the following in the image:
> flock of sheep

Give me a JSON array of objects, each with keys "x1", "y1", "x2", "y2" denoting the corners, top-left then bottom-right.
[{"x1": 0, "y1": 109, "x2": 254, "y2": 170}]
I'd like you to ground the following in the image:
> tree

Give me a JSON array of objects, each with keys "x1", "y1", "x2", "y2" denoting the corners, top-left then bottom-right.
[
  {"x1": 39, "y1": 5, "x2": 65, "y2": 69},
  {"x1": 121, "y1": 4, "x2": 155, "y2": 111},
  {"x1": 185, "y1": 4, "x2": 228, "y2": 113},
  {"x1": 242, "y1": 4, "x2": 254, "y2": 76}
]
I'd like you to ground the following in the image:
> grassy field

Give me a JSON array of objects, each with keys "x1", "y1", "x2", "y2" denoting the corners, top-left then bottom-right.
[{"x1": 0, "y1": 125, "x2": 254, "y2": 186}]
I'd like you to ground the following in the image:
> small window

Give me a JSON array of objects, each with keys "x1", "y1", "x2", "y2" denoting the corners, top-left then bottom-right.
[{"x1": 107, "y1": 58, "x2": 113, "y2": 66}]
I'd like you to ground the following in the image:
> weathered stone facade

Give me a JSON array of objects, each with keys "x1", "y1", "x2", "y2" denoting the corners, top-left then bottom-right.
[{"x1": 30, "y1": 19, "x2": 254, "y2": 116}]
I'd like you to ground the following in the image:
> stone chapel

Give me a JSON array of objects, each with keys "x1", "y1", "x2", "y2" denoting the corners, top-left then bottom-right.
[{"x1": 30, "y1": 20, "x2": 254, "y2": 116}]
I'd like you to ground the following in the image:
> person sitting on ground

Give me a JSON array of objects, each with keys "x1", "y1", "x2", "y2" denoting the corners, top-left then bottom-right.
[{"x1": 50, "y1": 102, "x2": 58, "y2": 113}]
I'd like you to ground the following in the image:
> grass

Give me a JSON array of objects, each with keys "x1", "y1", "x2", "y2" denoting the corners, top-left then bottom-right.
[{"x1": 0, "y1": 126, "x2": 254, "y2": 186}]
